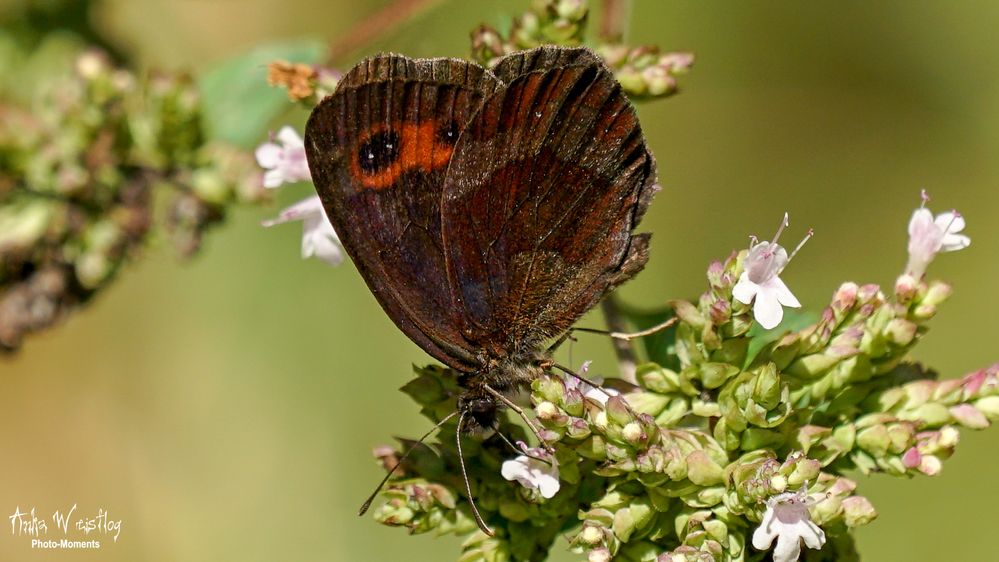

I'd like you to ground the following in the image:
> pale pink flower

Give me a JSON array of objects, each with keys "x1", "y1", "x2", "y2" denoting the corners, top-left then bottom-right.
[
  {"x1": 500, "y1": 441, "x2": 560, "y2": 498},
  {"x1": 733, "y1": 214, "x2": 810, "y2": 330},
  {"x1": 262, "y1": 196, "x2": 343, "y2": 266},
  {"x1": 752, "y1": 486, "x2": 826, "y2": 562},
  {"x1": 905, "y1": 191, "x2": 969, "y2": 278},
  {"x1": 255, "y1": 126, "x2": 311, "y2": 188}
]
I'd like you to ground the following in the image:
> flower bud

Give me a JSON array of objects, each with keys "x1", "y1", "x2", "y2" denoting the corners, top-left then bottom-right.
[
  {"x1": 949, "y1": 404, "x2": 989, "y2": 429},
  {"x1": 832, "y1": 282, "x2": 859, "y2": 315},
  {"x1": 622, "y1": 421, "x2": 646, "y2": 445},
  {"x1": 686, "y1": 450, "x2": 723, "y2": 486},
  {"x1": 922, "y1": 281, "x2": 952, "y2": 307},
  {"x1": 842, "y1": 496, "x2": 877, "y2": 527},
  {"x1": 884, "y1": 318, "x2": 918, "y2": 346},
  {"x1": 894, "y1": 274, "x2": 918, "y2": 302},
  {"x1": 533, "y1": 375, "x2": 566, "y2": 404},
  {"x1": 535, "y1": 400, "x2": 560, "y2": 421},
  {"x1": 588, "y1": 547, "x2": 612, "y2": 562},
  {"x1": 974, "y1": 396, "x2": 999, "y2": 419},
  {"x1": 578, "y1": 524, "x2": 605, "y2": 546},
  {"x1": 606, "y1": 395, "x2": 633, "y2": 427}
]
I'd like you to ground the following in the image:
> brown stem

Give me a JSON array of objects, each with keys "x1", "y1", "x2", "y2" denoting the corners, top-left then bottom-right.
[
  {"x1": 600, "y1": 293, "x2": 637, "y2": 384},
  {"x1": 327, "y1": 0, "x2": 445, "y2": 64},
  {"x1": 599, "y1": 0, "x2": 631, "y2": 43}
]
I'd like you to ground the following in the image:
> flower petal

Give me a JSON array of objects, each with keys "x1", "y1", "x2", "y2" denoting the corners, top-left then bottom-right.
[
  {"x1": 800, "y1": 519, "x2": 826, "y2": 550},
  {"x1": 584, "y1": 386, "x2": 619, "y2": 407},
  {"x1": 772, "y1": 531, "x2": 803, "y2": 562},
  {"x1": 262, "y1": 195, "x2": 324, "y2": 226},
  {"x1": 732, "y1": 272, "x2": 759, "y2": 305},
  {"x1": 940, "y1": 233, "x2": 970, "y2": 252},
  {"x1": 934, "y1": 211, "x2": 965, "y2": 234},
  {"x1": 752, "y1": 506, "x2": 778, "y2": 550},
  {"x1": 276, "y1": 125, "x2": 303, "y2": 147},
  {"x1": 536, "y1": 472, "x2": 561, "y2": 498},
  {"x1": 501, "y1": 458, "x2": 529, "y2": 482},
  {"x1": 262, "y1": 168, "x2": 285, "y2": 189},
  {"x1": 770, "y1": 277, "x2": 801, "y2": 308},
  {"x1": 254, "y1": 142, "x2": 281, "y2": 168},
  {"x1": 908, "y1": 208, "x2": 934, "y2": 237},
  {"x1": 753, "y1": 286, "x2": 785, "y2": 329}
]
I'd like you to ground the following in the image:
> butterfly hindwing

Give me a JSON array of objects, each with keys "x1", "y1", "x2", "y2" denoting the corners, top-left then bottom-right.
[{"x1": 440, "y1": 63, "x2": 658, "y2": 355}]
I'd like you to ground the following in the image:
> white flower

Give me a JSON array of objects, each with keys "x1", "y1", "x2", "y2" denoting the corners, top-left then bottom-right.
[
  {"x1": 262, "y1": 196, "x2": 344, "y2": 266},
  {"x1": 733, "y1": 214, "x2": 809, "y2": 330},
  {"x1": 905, "y1": 192, "x2": 969, "y2": 278},
  {"x1": 255, "y1": 126, "x2": 311, "y2": 188},
  {"x1": 752, "y1": 487, "x2": 826, "y2": 562},
  {"x1": 500, "y1": 441, "x2": 560, "y2": 498}
]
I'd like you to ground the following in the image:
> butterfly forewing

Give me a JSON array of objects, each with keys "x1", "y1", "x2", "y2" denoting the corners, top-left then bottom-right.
[{"x1": 305, "y1": 55, "x2": 502, "y2": 371}]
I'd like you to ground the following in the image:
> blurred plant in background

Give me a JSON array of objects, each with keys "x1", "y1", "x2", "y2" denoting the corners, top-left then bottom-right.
[{"x1": 0, "y1": 0, "x2": 271, "y2": 351}]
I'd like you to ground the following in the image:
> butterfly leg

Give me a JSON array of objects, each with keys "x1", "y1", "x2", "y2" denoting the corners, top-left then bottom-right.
[
  {"x1": 482, "y1": 383, "x2": 555, "y2": 454},
  {"x1": 491, "y1": 423, "x2": 555, "y2": 467},
  {"x1": 551, "y1": 362, "x2": 643, "y2": 418},
  {"x1": 569, "y1": 316, "x2": 677, "y2": 341}
]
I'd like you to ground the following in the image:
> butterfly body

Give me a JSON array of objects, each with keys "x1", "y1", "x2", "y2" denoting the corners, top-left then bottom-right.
[{"x1": 305, "y1": 45, "x2": 657, "y2": 429}]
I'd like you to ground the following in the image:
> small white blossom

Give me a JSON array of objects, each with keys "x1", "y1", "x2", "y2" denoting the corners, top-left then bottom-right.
[
  {"x1": 262, "y1": 196, "x2": 343, "y2": 266},
  {"x1": 255, "y1": 126, "x2": 311, "y2": 188},
  {"x1": 905, "y1": 191, "x2": 969, "y2": 278},
  {"x1": 500, "y1": 441, "x2": 560, "y2": 498},
  {"x1": 752, "y1": 487, "x2": 826, "y2": 562},
  {"x1": 733, "y1": 213, "x2": 809, "y2": 330}
]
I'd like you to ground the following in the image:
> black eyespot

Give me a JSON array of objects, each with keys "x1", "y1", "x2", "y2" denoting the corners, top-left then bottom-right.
[
  {"x1": 358, "y1": 131, "x2": 401, "y2": 173},
  {"x1": 436, "y1": 120, "x2": 460, "y2": 144}
]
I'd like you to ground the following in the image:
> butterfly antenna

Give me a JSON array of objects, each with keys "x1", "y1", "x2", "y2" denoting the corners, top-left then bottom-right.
[
  {"x1": 358, "y1": 409, "x2": 459, "y2": 516},
  {"x1": 482, "y1": 383, "x2": 554, "y2": 454},
  {"x1": 456, "y1": 411, "x2": 495, "y2": 536}
]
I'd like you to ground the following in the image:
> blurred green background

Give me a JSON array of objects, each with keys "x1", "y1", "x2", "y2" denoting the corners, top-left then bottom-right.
[{"x1": 2, "y1": 1, "x2": 998, "y2": 560}]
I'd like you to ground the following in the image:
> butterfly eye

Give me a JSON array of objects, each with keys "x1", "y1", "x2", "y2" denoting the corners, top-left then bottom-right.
[
  {"x1": 358, "y1": 131, "x2": 401, "y2": 173},
  {"x1": 436, "y1": 120, "x2": 460, "y2": 144}
]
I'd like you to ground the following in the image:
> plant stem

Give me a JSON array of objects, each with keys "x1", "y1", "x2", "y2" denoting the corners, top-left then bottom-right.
[
  {"x1": 327, "y1": 0, "x2": 444, "y2": 64},
  {"x1": 599, "y1": 0, "x2": 631, "y2": 43},
  {"x1": 601, "y1": 293, "x2": 637, "y2": 384}
]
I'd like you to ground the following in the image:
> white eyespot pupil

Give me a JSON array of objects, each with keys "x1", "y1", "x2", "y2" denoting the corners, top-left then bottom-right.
[
  {"x1": 367, "y1": 152, "x2": 374, "y2": 159},
  {"x1": 535, "y1": 111, "x2": 542, "y2": 118},
  {"x1": 386, "y1": 143, "x2": 393, "y2": 149}
]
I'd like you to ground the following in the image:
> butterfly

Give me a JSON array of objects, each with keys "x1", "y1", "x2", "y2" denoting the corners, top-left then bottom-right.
[{"x1": 304, "y1": 45, "x2": 658, "y2": 532}]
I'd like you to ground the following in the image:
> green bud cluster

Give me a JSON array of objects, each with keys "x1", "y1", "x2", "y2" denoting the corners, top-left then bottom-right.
[
  {"x1": 596, "y1": 45, "x2": 693, "y2": 99},
  {"x1": 367, "y1": 239, "x2": 996, "y2": 561},
  {"x1": 373, "y1": 366, "x2": 605, "y2": 562},
  {"x1": 472, "y1": 0, "x2": 589, "y2": 64},
  {"x1": 0, "y1": 46, "x2": 268, "y2": 351},
  {"x1": 470, "y1": 0, "x2": 691, "y2": 101}
]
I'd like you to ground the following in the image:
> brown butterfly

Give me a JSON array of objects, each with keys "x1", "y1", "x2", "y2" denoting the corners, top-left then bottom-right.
[{"x1": 304, "y1": 45, "x2": 658, "y2": 533}]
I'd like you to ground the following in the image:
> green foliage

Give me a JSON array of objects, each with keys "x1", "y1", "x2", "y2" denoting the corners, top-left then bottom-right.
[
  {"x1": 368, "y1": 249, "x2": 999, "y2": 561},
  {"x1": 198, "y1": 39, "x2": 325, "y2": 147}
]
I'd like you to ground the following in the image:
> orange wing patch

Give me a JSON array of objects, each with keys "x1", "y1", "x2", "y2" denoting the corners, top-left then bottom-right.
[{"x1": 349, "y1": 121, "x2": 456, "y2": 191}]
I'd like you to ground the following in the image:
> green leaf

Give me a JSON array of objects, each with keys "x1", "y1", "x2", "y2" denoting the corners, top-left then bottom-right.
[
  {"x1": 743, "y1": 308, "x2": 818, "y2": 368},
  {"x1": 198, "y1": 39, "x2": 325, "y2": 147},
  {"x1": 618, "y1": 304, "x2": 679, "y2": 370}
]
